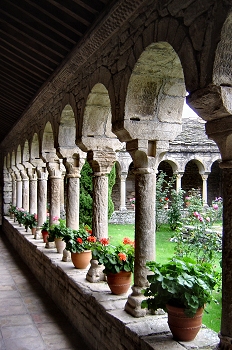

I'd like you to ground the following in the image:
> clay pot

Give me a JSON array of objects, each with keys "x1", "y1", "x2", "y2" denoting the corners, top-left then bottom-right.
[
  {"x1": 71, "y1": 250, "x2": 92, "y2": 269},
  {"x1": 166, "y1": 304, "x2": 203, "y2": 341},
  {"x1": 54, "y1": 237, "x2": 66, "y2": 254},
  {"x1": 42, "y1": 230, "x2": 49, "y2": 243},
  {"x1": 107, "y1": 271, "x2": 132, "y2": 295}
]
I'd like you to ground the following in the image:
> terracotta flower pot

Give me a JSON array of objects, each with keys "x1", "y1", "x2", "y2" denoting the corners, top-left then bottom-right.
[
  {"x1": 107, "y1": 271, "x2": 132, "y2": 295},
  {"x1": 42, "y1": 230, "x2": 49, "y2": 243},
  {"x1": 166, "y1": 304, "x2": 203, "y2": 341},
  {"x1": 54, "y1": 237, "x2": 66, "y2": 254},
  {"x1": 71, "y1": 250, "x2": 92, "y2": 269}
]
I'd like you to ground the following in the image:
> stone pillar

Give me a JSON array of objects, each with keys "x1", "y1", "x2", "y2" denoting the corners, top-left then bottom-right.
[
  {"x1": 218, "y1": 164, "x2": 232, "y2": 349},
  {"x1": 10, "y1": 172, "x2": 17, "y2": 206},
  {"x1": 60, "y1": 173, "x2": 65, "y2": 217},
  {"x1": 15, "y1": 173, "x2": 23, "y2": 208},
  {"x1": 176, "y1": 173, "x2": 183, "y2": 191},
  {"x1": 92, "y1": 173, "x2": 108, "y2": 239},
  {"x1": 21, "y1": 171, "x2": 29, "y2": 212},
  {"x1": 28, "y1": 169, "x2": 37, "y2": 214},
  {"x1": 36, "y1": 168, "x2": 48, "y2": 239},
  {"x1": 49, "y1": 175, "x2": 61, "y2": 225},
  {"x1": 119, "y1": 173, "x2": 127, "y2": 211},
  {"x1": 125, "y1": 167, "x2": 156, "y2": 317},
  {"x1": 66, "y1": 173, "x2": 80, "y2": 230},
  {"x1": 206, "y1": 117, "x2": 232, "y2": 349},
  {"x1": 201, "y1": 174, "x2": 208, "y2": 206}
]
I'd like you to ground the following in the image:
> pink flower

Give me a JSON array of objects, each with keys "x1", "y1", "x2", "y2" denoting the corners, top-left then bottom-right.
[
  {"x1": 53, "y1": 216, "x2": 59, "y2": 222},
  {"x1": 213, "y1": 204, "x2": 218, "y2": 210},
  {"x1": 206, "y1": 217, "x2": 210, "y2": 222}
]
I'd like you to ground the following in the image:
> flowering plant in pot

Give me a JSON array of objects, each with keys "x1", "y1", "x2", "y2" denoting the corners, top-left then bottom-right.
[
  {"x1": 15, "y1": 208, "x2": 26, "y2": 226},
  {"x1": 8, "y1": 203, "x2": 17, "y2": 218},
  {"x1": 91, "y1": 237, "x2": 135, "y2": 294},
  {"x1": 41, "y1": 220, "x2": 50, "y2": 242},
  {"x1": 62, "y1": 225, "x2": 96, "y2": 268},
  {"x1": 49, "y1": 218, "x2": 68, "y2": 253},
  {"x1": 141, "y1": 257, "x2": 219, "y2": 341},
  {"x1": 22, "y1": 212, "x2": 37, "y2": 230}
]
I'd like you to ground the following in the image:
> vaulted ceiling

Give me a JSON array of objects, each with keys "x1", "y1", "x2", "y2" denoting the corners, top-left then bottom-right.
[{"x1": 0, "y1": 0, "x2": 113, "y2": 144}]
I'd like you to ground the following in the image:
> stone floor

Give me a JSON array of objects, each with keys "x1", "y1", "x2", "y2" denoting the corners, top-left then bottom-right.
[{"x1": 0, "y1": 231, "x2": 91, "y2": 350}]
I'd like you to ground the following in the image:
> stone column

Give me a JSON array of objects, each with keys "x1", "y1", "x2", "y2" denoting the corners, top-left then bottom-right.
[
  {"x1": 28, "y1": 169, "x2": 37, "y2": 214},
  {"x1": 60, "y1": 173, "x2": 65, "y2": 217},
  {"x1": 125, "y1": 167, "x2": 156, "y2": 317},
  {"x1": 45, "y1": 162, "x2": 62, "y2": 226},
  {"x1": 10, "y1": 172, "x2": 17, "y2": 207},
  {"x1": 119, "y1": 173, "x2": 127, "y2": 211},
  {"x1": 36, "y1": 168, "x2": 48, "y2": 239},
  {"x1": 218, "y1": 163, "x2": 232, "y2": 349},
  {"x1": 21, "y1": 171, "x2": 29, "y2": 212},
  {"x1": 201, "y1": 174, "x2": 208, "y2": 206},
  {"x1": 15, "y1": 172, "x2": 23, "y2": 208},
  {"x1": 66, "y1": 172, "x2": 80, "y2": 230},
  {"x1": 175, "y1": 173, "x2": 183, "y2": 191},
  {"x1": 92, "y1": 173, "x2": 108, "y2": 239},
  {"x1": 206, "y1": 117, "x2": 232, "y2": 349}
]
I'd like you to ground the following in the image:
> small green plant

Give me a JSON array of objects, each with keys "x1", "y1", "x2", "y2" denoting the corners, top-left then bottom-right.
[
  {"x1": 62, "y1": 225, "x2": 96, "y2": 253},
  {"x1": 9, "y1": 203, "x2": 17, "y2": 215},
  {"x1": 141, "y1": 257, "x2": 218, "y2": 317},
  {"x1": 156, "y1": 171, "x2": 176, "y2": 230},
  {"x1": 167, "y1": 189, "x2": 185, "y2": 230},
  {"x1": 49, "y1": 218, "x2": 68, "y2": 240},
  {"x1": 91, "y1": 237, "x2": 135, "y2": 274},
  {"x1": 41, "y1": 220, "x2": 49, "y2": 232}
]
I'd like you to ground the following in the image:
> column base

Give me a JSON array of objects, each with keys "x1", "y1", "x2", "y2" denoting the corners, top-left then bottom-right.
[
  {"x1": 86, "y1": 259, "x2": 105, "y2": 282},
  {"x1": 45, "y1": 241, "x2": 55, "y2": 249},
  {"x1": 219, "y1": 332, "x2": 232, "y2": 349},
  {"x1": 62, "y1": 249, "x2": 71, "y2": 262},
  {"x1": 124, "y1": 293, "x2": 147, "y2": 317}
]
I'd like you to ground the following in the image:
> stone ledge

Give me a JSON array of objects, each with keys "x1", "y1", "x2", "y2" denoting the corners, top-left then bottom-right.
[{"x1": 2, "y1": 217, "x2": 219, "y2": 350}]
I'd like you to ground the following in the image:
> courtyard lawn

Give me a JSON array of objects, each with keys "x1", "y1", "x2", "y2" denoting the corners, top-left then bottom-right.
[{"x1": 108, "y1": 223, "x2": 222, "y2": 333}]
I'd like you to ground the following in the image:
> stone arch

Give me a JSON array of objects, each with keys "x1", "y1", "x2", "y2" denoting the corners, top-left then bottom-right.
[
  {"x1": 182, "y1": 159, "x2": 205, "y2": 195},
  {"x1": 41, "y1": 122, "x2": 56, "y2": 162},
  {"x1": 58, "y1": 104, "x2": 76, "y2": 149},
  {"x1": 111, "y1": 161, "x2": 121, "y2": 211},
  {"x1": 22, "y1": 140, "x2": 30, "y2": 164},
  {"x1": 207, "y1": 160, "x2": 223, "y2": 204},
  {"x1": 79, "y1": 83, "x2": 121, "y2": 153},
  {"x1": 120, "y1": 42, "x2": 186, "y2": 143},
  {"x1": 30, "y1": 133, "x2": 40, "y2": 165}
]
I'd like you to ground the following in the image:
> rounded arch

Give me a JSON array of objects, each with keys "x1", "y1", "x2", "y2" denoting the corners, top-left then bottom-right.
[
  {"x1": 182, "y1": 159, "x2": 204, "y2": 195},
  {"x1": 79, "y1": 83, "x2": 120, "y2": 152},
  {"x1": 120, "y1": 42, "x2": 186, "y2": 142},
  {"x1": 58, "y1": 104, "x2": 76, "y2": 148},
  {"x1": 41, "y1": 122, "x2": 56, "y2": 162},
  {"x1": 207, "y1": 160, "x2": 223, "y2": 204}
]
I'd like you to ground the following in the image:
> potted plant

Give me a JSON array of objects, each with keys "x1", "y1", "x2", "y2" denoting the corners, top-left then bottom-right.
[
  {"x1": 15, "y1": 208, "x2": 26, "y2": 227},
  {"x1": 49, "y1": 218, "x2": 68, "y2": 253},
  {"x1": 62, "y1": 225, "x2": 96, "y2": 269},
  {"x1": 141, "y1": 257, "x2": 219, "y2": 341},
  {"x1": 91, "y1": 237, "x2": 135, "y2": 295},
  {"x1": 8, "y1": 203, "x2": 17, "y2": 219},
  {"x1": 41, "y1": 220, "x2": 49, "y2": 242}
]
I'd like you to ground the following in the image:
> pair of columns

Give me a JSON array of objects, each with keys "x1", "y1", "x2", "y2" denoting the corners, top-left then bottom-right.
[{"x1": 176, "y1": 173, "x2": 208, "y2": 205}]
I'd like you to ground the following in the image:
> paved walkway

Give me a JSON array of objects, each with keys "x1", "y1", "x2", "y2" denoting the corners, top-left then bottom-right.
[{"x1": 0, "y1": 230, "x2": 91, "y2": 350}]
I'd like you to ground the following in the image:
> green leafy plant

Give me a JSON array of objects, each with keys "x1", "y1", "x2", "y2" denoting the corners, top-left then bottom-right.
[
  {"x1": 156, "y1": 171, "x2": 176, "y2": 229},
  {"x1": 91, "y1": 237, "x2": 135, "y2": 274},
  {"x1": 22, "y1": 212, "x2": 38, "y2": 229},
  {"x1": 9, "y1": 203, "x2": 17, "y2": 215},
  {"x1": 167, "y1": 189, "x2": 185, "y2": 230},
  {"x1": 48, "y1": 218, "x2": 68, "y2": 240},
  {"x1": 141, "y1": 257, "x2": 218, "y2": 317},
  {"x1": 62, "y1": 225, "x2": 96, "y2": 253},
  {"x1": 15, "y1": 208, "x2": 26, "y2": 225},
  {"x1": 41, "y1": 219, "x2": 49, "y2": 232}
]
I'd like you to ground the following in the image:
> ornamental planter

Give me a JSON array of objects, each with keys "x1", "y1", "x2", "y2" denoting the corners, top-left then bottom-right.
[
  {"x1": 41, "y1": 230, "x2": 49, "y2": 243},
  {"x1": 106, "y1": 271, "x2": 132, "y2": 295},
  {"x1": 54, "y1": 237, "x2": 66, "y2": 254},
  {"x1": 166, "y1": 304, "x2": 203, "y2": 341},
  {"x1": 71, "y1": 250, "x2": 92, "y2": 269}
]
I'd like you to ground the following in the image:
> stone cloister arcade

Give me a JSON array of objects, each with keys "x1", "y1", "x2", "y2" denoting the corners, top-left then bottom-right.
[{"x1": 1, "y1": 1, "x2": 232, "y2": 349}]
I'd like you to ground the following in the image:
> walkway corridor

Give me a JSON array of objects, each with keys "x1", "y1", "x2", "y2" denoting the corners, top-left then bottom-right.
[{"x1": 0, "y1": 230, "x2": 91, "y2": 350}]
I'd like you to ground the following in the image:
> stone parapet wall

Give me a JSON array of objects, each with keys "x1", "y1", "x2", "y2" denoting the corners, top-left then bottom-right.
[{"x1": 2, "y1": 217, "x2": 218, "y2": 350}]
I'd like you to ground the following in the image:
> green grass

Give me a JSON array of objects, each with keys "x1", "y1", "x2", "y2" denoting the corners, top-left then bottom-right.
[{"x1": 108, "y1": 223, "x2": 222, "y2": 333}]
